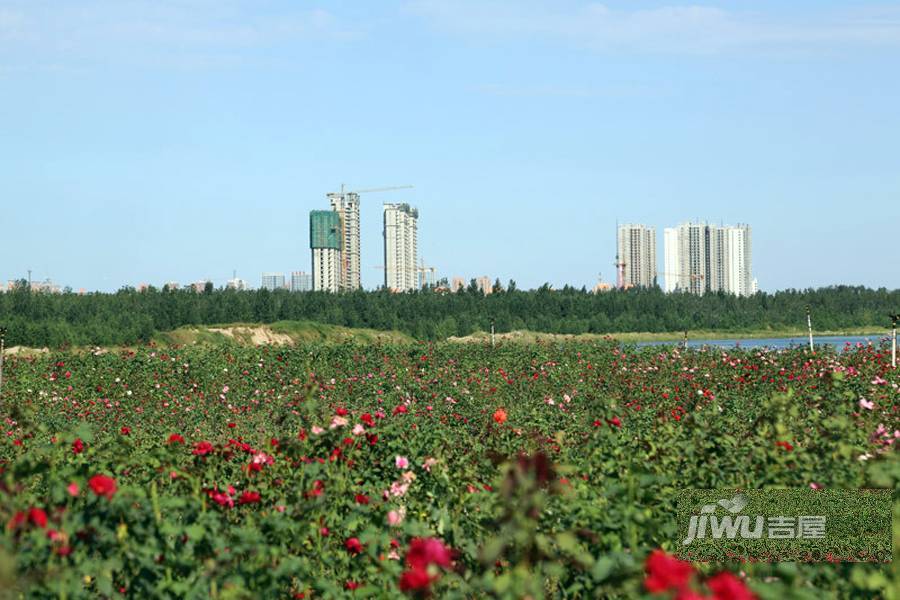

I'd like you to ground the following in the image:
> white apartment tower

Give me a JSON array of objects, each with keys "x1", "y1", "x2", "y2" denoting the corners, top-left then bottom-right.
[
  {"x1": 383, "y1": 203, "x2": 418, "y2": 292},
  {"x1": 327, "y1": 191, "x2": 362, "y2": 291},
  {"x1": 310, "y1": 210, "x2": 343, "y2": 293},
  {"x1": 663, "y1": 222, "x2": 753, "y2": 296},
  {"x1": 616, "y1": 224, "x2": 657, "y2": 288},
  {"x1": 312, "y1": 249, "x2": 341, "y2": 292},
  {"x1": 662, "y1": 228, "x2": 680, "y2": 293},
  {"x1": 726, "y1": 224, "x2": 753, "y2": 297}
]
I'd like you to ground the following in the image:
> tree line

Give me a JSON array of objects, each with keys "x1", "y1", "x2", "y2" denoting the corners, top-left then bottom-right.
[{"x1": 0, "y1": 280, "x2": 897, "y2": 348}]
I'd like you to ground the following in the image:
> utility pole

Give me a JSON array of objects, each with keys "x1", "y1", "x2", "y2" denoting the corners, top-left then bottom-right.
[
  {"x1": 890, "y1": 314, "x2": 898, "y2": 369},
  {"x1": 806, "y1": 305, "x2": 814, "y2": 352},
  {"x1": 682, "y1": 330, "x2": 688, "y2": 350},
  {"x1": 491, "y1": 319, "x2": 496, "y2": 348},
  {"x1": 0, "y1": 327, "x2": 6, "y2": 398}
]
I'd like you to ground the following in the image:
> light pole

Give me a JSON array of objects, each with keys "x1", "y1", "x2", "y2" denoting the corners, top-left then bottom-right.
[
  {"x1": 490, "y1": 318, "x2": 496, "y2": 348},
  {"x1": 806, "y1": 305, "x2": 814, "y2": 352},
  {"x1": 890, "y1": 314, "x2": 898, "y2": 369},
  {"x1": 0, "y1": 327, "x2": 6, "y2": 398}
]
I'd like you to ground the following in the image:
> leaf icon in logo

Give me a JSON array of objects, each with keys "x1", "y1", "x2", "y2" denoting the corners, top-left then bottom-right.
[{"x1": 717, "y1": 494, "x2": 748, "y2": 514}]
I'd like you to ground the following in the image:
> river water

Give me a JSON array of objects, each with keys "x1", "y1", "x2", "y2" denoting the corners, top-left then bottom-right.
[{"x1": 635, "y1": 335, "x2": 892, "y2": 351}]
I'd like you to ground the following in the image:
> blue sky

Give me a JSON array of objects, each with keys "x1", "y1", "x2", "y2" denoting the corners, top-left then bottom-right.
[{"x1": 1, "y1": 0, "x2": 898, "y2": 292}]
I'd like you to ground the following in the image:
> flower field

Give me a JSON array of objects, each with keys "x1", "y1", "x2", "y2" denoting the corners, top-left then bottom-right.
[{"x1": 1, "y1": 340, "x2": 898, "y2": 598}]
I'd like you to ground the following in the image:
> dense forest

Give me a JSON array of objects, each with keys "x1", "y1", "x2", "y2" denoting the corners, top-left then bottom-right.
[{"x1": 0, "y1": 281, "x2": 897, "y2": 347}]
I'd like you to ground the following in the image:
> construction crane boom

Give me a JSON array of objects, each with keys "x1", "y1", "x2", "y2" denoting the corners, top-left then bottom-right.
[{"x1": 342, "y1": 185, "x2": 414, "y2": 195}]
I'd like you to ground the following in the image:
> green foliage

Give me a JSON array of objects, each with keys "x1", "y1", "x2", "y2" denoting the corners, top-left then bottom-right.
[{"x1": 0, "y1": 285, "x2": 898, "y2": 348}]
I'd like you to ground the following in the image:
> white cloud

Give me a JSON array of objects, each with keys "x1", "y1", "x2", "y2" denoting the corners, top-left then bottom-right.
[
  {"x1": 406, "y1": 1, "x2": 900, "y2": 53},
  {"x1": 0, "y1": 1, "x2": 351, "y2": 70}
]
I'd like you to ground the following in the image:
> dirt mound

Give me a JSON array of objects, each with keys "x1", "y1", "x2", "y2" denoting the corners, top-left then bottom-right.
[
  {"x1": 2, "y1": 346, "x2": 50, "y2": 356},
  {"x1": 208, "y1": 326, "x2": 294, "y2": 346}
]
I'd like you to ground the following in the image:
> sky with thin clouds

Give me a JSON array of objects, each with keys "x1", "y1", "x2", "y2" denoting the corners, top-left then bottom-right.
[{"x1": 1, "y1": 0, "x2": 899, "y2": 292}]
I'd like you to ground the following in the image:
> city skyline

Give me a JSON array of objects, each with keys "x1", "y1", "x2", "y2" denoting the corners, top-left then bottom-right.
[{"x1": 2, "y1": 2, "x2": 899, "y2": 292}]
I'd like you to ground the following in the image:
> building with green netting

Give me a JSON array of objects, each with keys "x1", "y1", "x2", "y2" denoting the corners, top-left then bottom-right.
[{"x1": 310, "y1": 210, "x2": 341, "y2": 249}]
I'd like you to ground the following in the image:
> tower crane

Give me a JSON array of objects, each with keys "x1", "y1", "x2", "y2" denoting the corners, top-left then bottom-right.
[{"x1": 338, "y1": 184, "x2": 414, "y2": 195}]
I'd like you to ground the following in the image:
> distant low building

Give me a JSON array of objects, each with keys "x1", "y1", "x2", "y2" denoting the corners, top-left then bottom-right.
[
  {"x1": 450, "y1": 277, "x2": 465, "y2": 293},
  {"x1": 190, "y1": 280, "x2": 212, "y2": 293},
  {"x1": 31, "y1": 279, "x2": 61, "y2": 294},
  {"x1": 475, "y1": 276, "x2": 492, "y2": 295},
  {"x1": 291, "y1": 271, "x2": 312, "y2": 292},
  {"x1": 226, "y1": 278, "x2": 247, "y2": 291},
  {"x1": 261, "y1": 273, "x2": 286, "y2": 291}
]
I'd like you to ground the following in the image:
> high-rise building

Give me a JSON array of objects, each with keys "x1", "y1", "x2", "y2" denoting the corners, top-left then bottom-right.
[
  {"x1": 726, "y1": 225, "x2": 753, "y2": 297},
  {"x1": 291, "y1": 271, "x2": 312, "y2": 292},
  {"x1": 310, "y1": 210, "x2": 342, "y2": 293},
  {"x1": 261, "y1": 273, "x2": 285, "y2": 291},
  {"x1": 451, "y1": 277, "x2": 465, "y2": 293},
  {"x1": 383, "y1": 203, "x2": 418, "y2": 292},
  {"x1": 663, "y1": 222, "x2": 753, "y2": 296},
  {"x1": 328, "y1": 191, "x2": 361, "y2": 291},
  {"x1": 616, "y1": 224, "x2": 657, "y2": 288},
  {"x1": 226, "y1": 278, "x2": 247, "y2": 291},
  {"x1": 662, "y1": 228, "x2": 680, "y2": 293}
]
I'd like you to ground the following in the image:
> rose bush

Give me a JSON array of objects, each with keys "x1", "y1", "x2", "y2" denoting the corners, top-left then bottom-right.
[{"x1": 0, "y1": 340, "x2": 897, "y2": 597}]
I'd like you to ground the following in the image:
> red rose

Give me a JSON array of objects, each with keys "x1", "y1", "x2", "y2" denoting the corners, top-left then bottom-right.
[
  {"x1": 28, "y1": 507, "x2": 48, "y2": 529},
  {"x1": 406, "y1": 537, "x2": 452, "y2": 570},
  {"x1": 706, "y1": 572, "x2": 756, "y2": 600},
  {"x1": 644, "y1": 549, "x2": 694, "y2": 593},
  {"x1": 398, "y1": 568, "x2": 432, "y2": 592},
  {"x1": 238, "y1": 491, "x2": 261, "y2": 505},
  {"x1": 492, "y1": 408, "x2": 508, "y2": 424},
  {"x1": 193, "y1": 441, "x2": 214, "y2": 456},
  {"x1": 120, "y1": 427, "x2": 130, "y2": 436},
  {"x1": 354, "y1": 494, "x2": 370, "y2": 505},
  {"x1": 88, "y1": 474, "x2": 117, "y2": 499},
  {"x1": 345, "y1": 537, "x2": 363, "y2": 555},
  {"x1": 167, "y1": 433, "x2": 185, "y2": 444},
  {"x1": 6, "y1": 511, "x2": 26, "y2": 531},
  {"x1": 72, "y1": 439, "x2": 84, "y2": 455}
]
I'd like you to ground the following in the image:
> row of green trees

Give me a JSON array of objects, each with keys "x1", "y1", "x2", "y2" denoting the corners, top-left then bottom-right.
[{"x1": 0, "y1": 282, "x2": 897, "y2": 347}]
